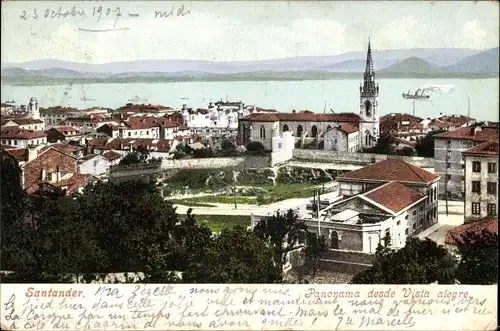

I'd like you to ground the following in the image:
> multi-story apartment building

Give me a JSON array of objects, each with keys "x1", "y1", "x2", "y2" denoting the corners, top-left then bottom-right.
[
  {"x1": 463, "y1": 140, "x2": 499, "y2": 222},
  {"x1": 434, "y1": 124, "x2": 499, "y2": 200}
]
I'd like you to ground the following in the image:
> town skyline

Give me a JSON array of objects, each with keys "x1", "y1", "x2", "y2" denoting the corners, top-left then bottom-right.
[{"x1": 1, "y1": 1, "x2": 498, "y2": 64}]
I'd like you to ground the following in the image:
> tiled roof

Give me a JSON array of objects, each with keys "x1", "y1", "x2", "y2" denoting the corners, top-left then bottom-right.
[
  {"x1": 1, "y1": 127, "x2": 48, "y2": 139},
  {"x1": 7, "y1": 118, "x2": 44, "y2": 125},
  {"x1": 445, "y1": 217, "x2": 498, "y2": 245},
  {"x1": 49, "y1": 126, "x2": 82, "y2": 135},
  {"x1": 380, "y1": 113, "x2": 423, "y2": 123},
  {"x1": 363, "y1": 181, "x2": 426, "y2": 213},
  {"x1": 0, "y1": 144, "x2": 17, "y2": 150},
  {"x1": 438, "y1": 115, "x2": 475, "y2": 127},
  {"x1": 463, "y1": 140, "x2": 499, "y2": 156},
  {"x1": 338, "y1": 158, "x2": 439, "y2": 184},
  {"x1": 102, "y1": 150, "x2": 122, "y2": 160},
  {"x1": 41, "y1": 143, "x2": 85, "y2": 155},
  {"x1": 87, "y1": 138, "x2": 110, "y2": 147},
  {"x1": 44, "y1": 173, "x2": 93, "y2": 195},
  {"x1": 337, "y1": 122, "x2": 359, "y2": 134},
  {"x1": 3, "y1": 148, "x2": 28, "y2": 162},
  {"x1": 240, "y1": 111, "x2": 361, "y2": 123},
  {"x1": 434, "y1": 126, "x2": 498, "y2": 142}
]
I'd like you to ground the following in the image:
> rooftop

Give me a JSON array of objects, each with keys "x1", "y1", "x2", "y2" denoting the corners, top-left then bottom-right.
[
  {"x1": 462, "y1": 140, "x2": 499, "y2": 157},
  {"x1": 240, "y1": 111, "x2": 361, "y2": 123},
  {"x1": 445, "y1": 217, "x2": 498, "y2": 246},
  {"x1": 338, "y1": 158, "x2": 439, "y2": 184},
  {"x1": 1, "y1": 118, "x2": 44, "y2": 126},
  {"x1": 102, "y1": 150, "x2": 122, "y2": 161},
  {"x1": 363, "y1": 181, "x2": 426, "y2": 213},
  {"x1": 434, "y1": 125, "x2": 499, "y2": 142},
  {"x1": 1, "y1": 127, "x2": 48, "y2": 139}
]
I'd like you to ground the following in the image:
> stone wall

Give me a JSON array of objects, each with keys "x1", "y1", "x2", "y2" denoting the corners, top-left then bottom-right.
[
  {"x1": 161, "y1": 155, "x2": 271, "y2": 169},
  {"x1": 292, "y1": 149, "x2": 434, "y2": 168}
]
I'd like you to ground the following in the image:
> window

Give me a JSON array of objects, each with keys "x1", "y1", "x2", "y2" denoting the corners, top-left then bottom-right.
[
  {"x1": 446, "y1": 162, "x2": 450, "y2": 169},
  {"x1": 488, "y1": 163, "x2": 497, "y2": 174},
  {"x1": 472, "y1": 161, "x2": 481, "y2": 172},
  {"x1": 128, "y1": 132, "x2": 131, "y2": 137},
  {"x1": 259, "y1": 125, "x2": 266, "y2": 139},
  {"x1": 472, "y1": 202, "x2": 481, "y2": 215},
  {"x1": 462, "y1": 164, "x2": 465, "y2": 169},
  {"x1": 412, "y1": 223, "x2": 416, "y2": 230},
  {"x1": 446, "y1": 174, "x2": 451, "y2": 180},
  {"x1": 487, "y1": 182, "x2": 497, "y2": 195},
  {"x1": 446, "y1": 150, "x2": 451, "y2": 158},
  {"x1": 472, "y1": 181, "x2": 481, "y2": 193},
  {"x1": 487, "y1": 203, "x2": 496, "y2": 216},
  {"x1": 405, "y1": 228, "x2": 409, "y2": 236},
  {"x1": 397, "y1": 220, "x2": 401, "y2": 226}
]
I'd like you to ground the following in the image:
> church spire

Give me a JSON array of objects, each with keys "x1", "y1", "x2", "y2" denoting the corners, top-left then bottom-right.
[{"x1": 362, "y1": 38, "x2": 377, "y2": 96}]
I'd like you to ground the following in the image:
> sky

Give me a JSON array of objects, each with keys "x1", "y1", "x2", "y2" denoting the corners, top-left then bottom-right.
[{"x1": 1, "y1": 1, "x2": 499, "y2": 64}]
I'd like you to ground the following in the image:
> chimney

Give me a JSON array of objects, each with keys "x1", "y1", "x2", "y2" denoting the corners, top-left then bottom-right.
[
  {"x1": 27, "y1": 145, "x2": 38, "y2": 162},
  {"x1": 292, "y1": 109, "x2": 296, "y2": 114}
]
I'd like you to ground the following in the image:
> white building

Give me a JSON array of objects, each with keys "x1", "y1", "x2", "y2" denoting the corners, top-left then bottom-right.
[{"x1": 78, "y1": 154, "x2": 111, "y2": 178}]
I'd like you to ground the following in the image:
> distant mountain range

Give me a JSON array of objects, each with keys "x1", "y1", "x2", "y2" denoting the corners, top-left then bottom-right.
[{"x1": 1, "y1": 47, "x2": 498, "y2": 84}]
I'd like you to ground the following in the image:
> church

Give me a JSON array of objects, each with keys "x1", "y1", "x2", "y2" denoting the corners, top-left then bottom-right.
[{"x1": 237, "y1": 41, "x2": 380, "y2": 152}]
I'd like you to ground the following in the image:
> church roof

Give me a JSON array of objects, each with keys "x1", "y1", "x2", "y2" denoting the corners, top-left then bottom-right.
[{"x1": 240, "y1": 112, "x2": 361, "y2": 123}]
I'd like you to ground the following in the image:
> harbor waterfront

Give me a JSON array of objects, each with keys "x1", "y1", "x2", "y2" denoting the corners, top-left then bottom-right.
[{"x1": 2, "y1": 78, "x2": 498, "y2": 121}]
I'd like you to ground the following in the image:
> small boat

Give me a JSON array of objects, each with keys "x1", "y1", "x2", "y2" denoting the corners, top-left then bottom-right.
[
  {"x1": 402, "y1": 89, "x2": 430, "y2": 100},
  {"x1": 3, "y1": 100, "x2": 15, "y2": 104},
  {"x1": 180, "y1": 97, "x2": 189, "y2": 100}
]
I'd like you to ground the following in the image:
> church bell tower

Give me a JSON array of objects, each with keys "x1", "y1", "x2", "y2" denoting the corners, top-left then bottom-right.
[{"x1": 359, "y1": 39, "x2": 379, "y2": 148}]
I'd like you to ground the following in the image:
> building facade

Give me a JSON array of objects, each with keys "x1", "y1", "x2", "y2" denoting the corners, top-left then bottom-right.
[
  {"x1": 323, "y1": 123, "x2": 360, "y2": 152},
  {"x1": 0, "y1": 128, "x2": 48, "y2": 148},
  {"x1": 434, "y1": 124, "x2": 499, "y2": 200},
  {"x1": 463, "y1": 140, "x2": 499, "y2": 222}
]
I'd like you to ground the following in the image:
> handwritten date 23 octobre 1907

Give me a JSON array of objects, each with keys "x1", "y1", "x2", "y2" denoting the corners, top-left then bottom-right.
[{"x1": 19, "y1": 5, "x2": 191, "y2": 27}]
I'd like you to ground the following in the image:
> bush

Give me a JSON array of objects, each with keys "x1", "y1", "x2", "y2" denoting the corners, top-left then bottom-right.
[{"x1": 246, "y1": 141, "x2": 265, "y2": 152}]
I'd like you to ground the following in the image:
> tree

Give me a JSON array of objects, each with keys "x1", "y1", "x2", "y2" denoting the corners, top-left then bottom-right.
[
  {"x1": 172, "y1": 143, "x2": 190, "y2": 159},
  {"x1": 193, "y1": 147, "x2": 214, "y2": 158},
  {"x1": 119, "y1": 146, "x2": 161, "y2": 165},
  {"x1": 304, "y1": 232, "x2": 327, "y2": 280},
  {"x1": 246, "y1": 141, "x2": 265, "y2": 154},
  {"x1": 253, "y1": 209, "x2": 307, "y2": 282},
  {"x1": 415, "y1": 129, "x2": 447, "y2": 157},
  {"x1": 183, "y1": 226, "x2": 279, "y2": 283},
  {"x1": 351, "y1": 238, "x2": 458, "y2": 284},
  {"x1": 456, "y1": 230, "x2": 498, "y2": 285},
  {"x1": 1, "y1": 156, "x2": 29, "y2": 271},
  {"x1": 364, "y1": 135, "x2": 395, "y2": 155},
  {"x1": 218, "y1": 139, "x2": 237, "y2": 157}
]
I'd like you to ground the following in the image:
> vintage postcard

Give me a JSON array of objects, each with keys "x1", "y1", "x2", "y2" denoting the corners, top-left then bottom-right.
[{"x1": 1, "y1": 1, "x2": 498, "y2": 330}]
